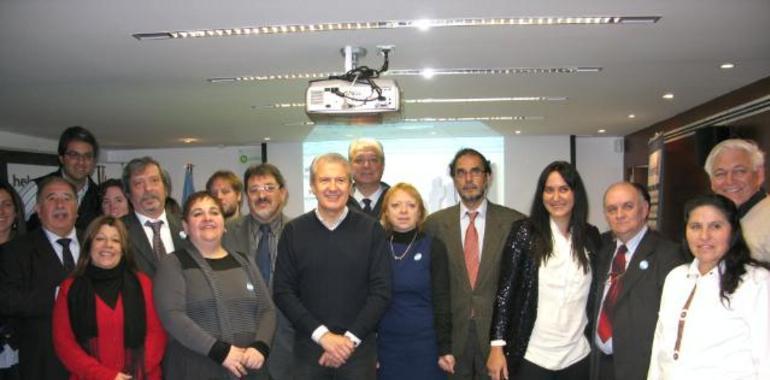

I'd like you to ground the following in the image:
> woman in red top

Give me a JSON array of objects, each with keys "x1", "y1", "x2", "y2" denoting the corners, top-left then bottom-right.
[{"x1": 53, "y1": 216, "x2": 166, "y2": 380}]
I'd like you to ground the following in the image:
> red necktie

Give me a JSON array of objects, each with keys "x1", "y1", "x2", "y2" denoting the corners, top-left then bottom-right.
[
  {"x1": 464, "y1": 211, "x2": 480, "y2": 289},
  {"x1": 598, "y1": 244, "x2": 628, "y2": 342}
]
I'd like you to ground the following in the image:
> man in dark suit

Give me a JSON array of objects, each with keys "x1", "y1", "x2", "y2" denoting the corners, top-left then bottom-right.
[
  {"x1": 0, "y1": 177, "x2": 81, "y2": 380},
  {"x1": 20, "y1": 126, "x2": 101, "y2": 231},
  {"x1": 346, "y1": 138, "x2": 390, "y2": 219},
  {"x1": 121, "y1": 156, "x2": 184, "y2": 276},
  {"x1": 423, "y1": 148, "x2": 524, "y2": 380},
  {"x1": 223, "y1": 163, "x2": 293, "y2": 380},
  {"x1": 590, "y1": 181, "x2": 685, "y2": 380}
]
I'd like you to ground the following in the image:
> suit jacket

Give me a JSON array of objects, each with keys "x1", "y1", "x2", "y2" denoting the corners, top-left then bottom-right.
[
  {"x1": 589, "y1": 229, "x2": 685, "y2": 380},
  {"x1": 423, "y1": 201, "x2": 524, "y2": 361},
  {"x1": 122, "y1": 212, "x2": 185, "y2": 277},
  {"x1": 0, "y1": 228, "x2": 81, "y2": 380},
  {"x1": 346, "y1": 181, "x2": 390, "y2": 219},
  {"x1": 222, "y1": 213, "x2": 289, "y2": 285}
]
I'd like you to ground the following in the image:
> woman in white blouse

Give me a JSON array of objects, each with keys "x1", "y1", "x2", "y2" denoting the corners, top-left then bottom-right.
[{"x1": 648, "y1": 194, "x2": 770, "y2": 380}]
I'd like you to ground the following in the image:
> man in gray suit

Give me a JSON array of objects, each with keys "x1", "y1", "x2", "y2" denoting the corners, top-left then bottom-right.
[
  {"x1": 590, "y1": 182, "x2": 685, "y2": 380},
  {"x1": 222, "y1": 163, "x2": 293, "y2": 380},
  {"x1": 121, "y1": 156, "x2": 185, "y2": 277},
  {"x1": 424, "y1": 148, "x2": 524, "y2": 380}
]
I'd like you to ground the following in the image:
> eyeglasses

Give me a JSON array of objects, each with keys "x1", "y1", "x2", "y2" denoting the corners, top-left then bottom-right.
[
  {"x1": 249, "y1": 184, "x2": 280, "y2": 193},
  {"x1": 454, "y1": 168, "x2": 486, "y2": 178},
  {"x1": 63, "y1": 151, "x2": 95, "y2": 161}
]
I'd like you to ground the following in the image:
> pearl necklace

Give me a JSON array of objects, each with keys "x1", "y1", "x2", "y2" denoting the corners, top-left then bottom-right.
[{"x1": 389, "y1": 232, "x2": 418, "y2": 260}]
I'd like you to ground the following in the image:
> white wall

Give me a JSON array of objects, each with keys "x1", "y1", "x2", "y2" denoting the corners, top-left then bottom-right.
[
  {"x1": 0, "y1": 131, "x2": 58, "y2": 153},
  {"x1": 576, "y1": 137, "x2": 625, "y2": 231}
]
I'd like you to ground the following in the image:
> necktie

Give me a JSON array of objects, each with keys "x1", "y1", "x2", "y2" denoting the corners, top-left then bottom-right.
[
  {"x1": 145, "y1": 220, "x2": 167, "y2": 259},
  {"x1": 464, "y1": 211, "x2": 480, "y2": 289},
  {"x1": 362, "y1": 198, "x2": 372, "y2": 214},
  {"x1": 57, "y1": 238, "x2": 76, "y2": 272},
  {"x1": 598, "y1": 244, "x2": 628, "y2": 342},
  {"x1": 257, "y1": 224, "x2": 272, "y2": 284}
]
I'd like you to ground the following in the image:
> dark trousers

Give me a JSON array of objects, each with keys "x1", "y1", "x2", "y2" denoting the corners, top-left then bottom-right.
[
  {"x1": 451, "y1": 321, "x2": 490, "y2": 380},
  {"x1": 596, "y1": 353, "x2": 615, "y2": 380},
  {"x1": 293, "y1": 338, "x2": 376, "y2": 380},
  {"x1": 517, "y1": 356, "x2": 589, "y2": 380}
]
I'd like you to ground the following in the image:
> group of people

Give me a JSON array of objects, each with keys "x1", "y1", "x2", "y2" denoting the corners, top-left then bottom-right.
[{"x1": 0, "y1": 126, "x2": 767, "y2": 380}]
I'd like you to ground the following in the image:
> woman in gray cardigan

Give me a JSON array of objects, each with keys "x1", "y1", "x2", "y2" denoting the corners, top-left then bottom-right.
[{"x1": 154, "y1": 191, "x2": 276, "y2": 379}]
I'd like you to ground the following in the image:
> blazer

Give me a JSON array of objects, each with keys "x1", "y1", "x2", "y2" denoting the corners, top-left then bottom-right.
[
  {"x1": 0, "y1": 228, "x2": 82, "y2": 380},
  {"x1": 423, "y1": 201, "x2": 524, "y2": 361},
  {"x1": 346, "y1": 181, "x2": 390, "y2": 219},
  {"x1": 589, "y1": 229, "x2": 685, "y2": 380},
  {"x1": 122, "y1": 212, "x2": 185, "y2": 277},
  {"x1": 222, "y1": 213, "x2": 289, "y2": 286},
  {"x1": 490, "y1": 218, "x2": 601, "y2": 374}
]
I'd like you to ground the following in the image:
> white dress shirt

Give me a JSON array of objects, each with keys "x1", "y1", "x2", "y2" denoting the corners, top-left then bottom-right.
[
  {"x1": 523, "y1": 219, "x2": 592, "y2": 370},
  {"x1": 352, "y1": 184, "x2": 385, "y2": 210},
  {"x1": 595, "y1": 226, "x2": 648, "y2": 354},
  {"x1": 460, "y1": 199, "x2": 487, "y2": 260},
  {"x1": 647, "y1": 260, "x2": 770, "y2": 380},
  {"x1": 42, "y1": 227, "x2": 80, "y2": 266},
  {"x1": 135, "y1": 210, "x2": 176, "y2": 254}
]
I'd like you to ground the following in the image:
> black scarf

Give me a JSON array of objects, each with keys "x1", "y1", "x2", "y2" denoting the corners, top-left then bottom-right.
[
  {"x1": 67, "y1": 259, "x2": 147, "y2": 374},
  {"x1": 737, "y1": 188, "x2": 767, "y2": 219}
]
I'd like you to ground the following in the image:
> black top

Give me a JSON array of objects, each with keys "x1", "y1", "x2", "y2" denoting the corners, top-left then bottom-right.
[{"x1": 273, "y1": 210, "x2": 392, "y2": 341}]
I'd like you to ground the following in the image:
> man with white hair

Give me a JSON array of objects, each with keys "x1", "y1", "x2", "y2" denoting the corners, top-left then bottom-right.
[
  {"x1": 347, "y1": 138, "x2": 390, "y2": 219},
  {"x1": 704, "y1": 138, "x2": 769, "y2": 261}
]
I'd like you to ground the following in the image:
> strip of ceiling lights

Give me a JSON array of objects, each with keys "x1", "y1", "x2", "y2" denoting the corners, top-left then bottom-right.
[{"x1": 133, "y1": 16, "x2": 660, "y2": 40}]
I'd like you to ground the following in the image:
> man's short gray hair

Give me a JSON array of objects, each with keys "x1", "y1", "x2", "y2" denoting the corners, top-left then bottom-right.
[{"x1": 310, "y1": 153, "x2": 351, "y2": 183}]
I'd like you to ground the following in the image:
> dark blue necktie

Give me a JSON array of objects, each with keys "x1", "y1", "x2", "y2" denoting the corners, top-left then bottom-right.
[
  {"x1": 257, "y1": 224, "x2": 272, "y2": 284},
  {"x1": 57, "y1": 238, "x2": 76, "y2": 272},
  {"x1": 362, "y1": 198, "x2": 372, "y2": 214}
]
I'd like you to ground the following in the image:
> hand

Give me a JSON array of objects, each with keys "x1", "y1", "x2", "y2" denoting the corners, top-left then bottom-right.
[
  {"x1": 487, "y1": 346, "x2": 508, "y2": 380},
  {"x1": 319, "y1": 333, "x2": 354, "y2": 364},
  {"x1": 222, "y1": 346, "x2": 247, "y2": 378},
  {"x1": 114, "y1": 373, "x2": 132, "y2": 380},
  {"x1": 241, "y1": 347, "x2": 265, "y2": 370},
  {"x1": 438, "y1": 354, "x2": 456, "y2": 374},
  {"x1": 318, "y1": 351, "x2": 344, "y2": 368}
]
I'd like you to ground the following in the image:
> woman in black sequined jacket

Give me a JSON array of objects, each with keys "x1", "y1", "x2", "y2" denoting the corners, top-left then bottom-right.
[{"x1": 487, "y1": 161, "x2": 602, "y2": 380}]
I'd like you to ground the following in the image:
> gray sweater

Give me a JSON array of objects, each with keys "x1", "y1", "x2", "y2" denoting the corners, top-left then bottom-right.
[{"x1": 154, "y1": 246, "x2": 276, "y2": 380}]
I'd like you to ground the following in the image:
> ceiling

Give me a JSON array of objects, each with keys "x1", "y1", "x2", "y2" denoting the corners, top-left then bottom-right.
[{"x1": 1, "y1": 0, "x2": 769, "y2": 149}]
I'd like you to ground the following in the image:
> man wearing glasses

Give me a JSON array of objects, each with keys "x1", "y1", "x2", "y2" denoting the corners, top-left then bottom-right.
[
  {"x1": 424, "y1": 148, "x2": 524, "y2": 379},
  {"x1": 223, "y1": 163, "x2": 293, "y2": 379},
  {"x1": 20, "y1": 126, "x2": 101, "y2": 230}
]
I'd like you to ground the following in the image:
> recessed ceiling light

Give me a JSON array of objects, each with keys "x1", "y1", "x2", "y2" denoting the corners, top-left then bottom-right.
[
  {"x1": 662, "y1": 93, "x2": 674, "y2": 100},
  {"x1": 134, "y1": 16, "x2": 661, "y2": 40},
  {"x1": 597, "y1": 129, "x2": 606, "y2": 133},
  {"x1": 264, "y1": 137, "x2": 271, "y2": 141},
  {"x1": 515, "y1": 130, "x2": 522, "y2": 135},
  {"x1": 628, "y1": 114, "x2": 636, "y2": 118},
  {"x1": 180, "y1": 137, "x2": 198, "y2": 144},
  {"x1": 209, "y1": 67, "x2": 601, "y2": 83},
  {"x1": 720, "y1": 63, "x2": 735, "y2": 70}
]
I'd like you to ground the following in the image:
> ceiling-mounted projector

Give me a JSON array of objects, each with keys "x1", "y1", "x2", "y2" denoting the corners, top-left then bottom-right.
[{"x1": 306, "y1": 45, "x2": 401, "y2": 124}]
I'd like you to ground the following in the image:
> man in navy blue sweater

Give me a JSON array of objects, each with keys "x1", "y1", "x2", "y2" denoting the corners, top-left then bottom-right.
[{"x1": 273, "y1": 152, "x2": 391, "y2": 380}]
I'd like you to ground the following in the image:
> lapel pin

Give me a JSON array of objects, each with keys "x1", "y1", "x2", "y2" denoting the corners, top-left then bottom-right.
[
  {"x1": 246, "y1": 282, "x2": 254, "y2": 291},
  {"x1": 414, "y1": 253, "x2": 423, "y2": 261},
  {"x1": 639, "y1": 260, "x2": 649, "y2": 270}
]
